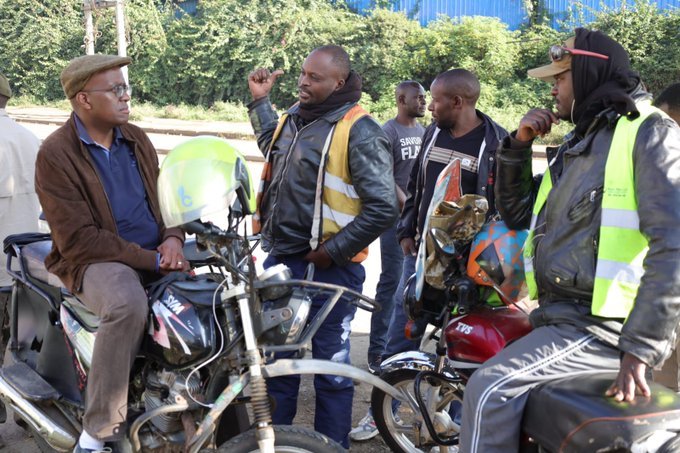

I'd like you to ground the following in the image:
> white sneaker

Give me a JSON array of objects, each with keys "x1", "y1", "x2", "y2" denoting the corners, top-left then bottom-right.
[
  {"x1": 349, "y1": 412, "x2": 379, "y2": 441},
  {"x1": 429, "y1": 446, "x2": 459, "y2": 453}
]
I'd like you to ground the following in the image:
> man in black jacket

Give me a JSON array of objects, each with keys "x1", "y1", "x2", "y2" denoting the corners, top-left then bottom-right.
[
  {"x1": 384, "y1": 69, "x2": 507, "y2": 358},
  {"x1": 460, "y1": 29, "x2": 680, "y2": 453},
  {"x1": 247, "y1": 45, "x2": 397, "y2": 448}
]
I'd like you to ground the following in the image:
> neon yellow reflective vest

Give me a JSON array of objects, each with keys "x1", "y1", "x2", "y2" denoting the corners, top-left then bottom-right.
[
  {"x1": 254, "y1": 104, "x2": 370, "y2": 262},
  {"x1": 524, "y1": 101, "x2": 666, "y2": 318}
]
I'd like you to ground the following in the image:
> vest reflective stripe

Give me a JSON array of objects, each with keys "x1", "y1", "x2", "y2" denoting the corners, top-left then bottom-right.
[
  {"x1": 324, "y1": 172, "x2": 359, "y2": 199},
  {"x1": 310, "y1": 105, "x2": 369, "y2": 262},
  {"x1": 591, "y1": 101, "x2": 666, "y2": 317},
  {"x1": 595, "y1": 259, "x2": 645, "y2": 285},
  {"x1": 600, "y1": 208, "x2": 640, "y2": 230},
  {"x1": 523, "y1": 173, "x2": 553, "y2": 299},
  {"x1": 310, "y1": 124, "x2": 338, "y2": 249}
]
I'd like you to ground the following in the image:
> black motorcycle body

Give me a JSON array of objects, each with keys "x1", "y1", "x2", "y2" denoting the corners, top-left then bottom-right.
[{"x1": 0, "y1": 234, "x2": 251, "y2": 452}]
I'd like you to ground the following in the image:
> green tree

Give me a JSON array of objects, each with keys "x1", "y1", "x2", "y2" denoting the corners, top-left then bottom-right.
[
  {"x1": 349, "y1": 9, "x2": 423, "y2": 101},
  {"x1": 590, "y1": 0, "x2": 680, "y2": 93},
  {"x1": 87, "y1": 0, "x2": 168, "y2": 100},
  {"x1": 404, "y1": 16, "x2": 521, "y2": 87},
  {"x1": 0, "y1": 0, "x2": 83, "y2": 100}
]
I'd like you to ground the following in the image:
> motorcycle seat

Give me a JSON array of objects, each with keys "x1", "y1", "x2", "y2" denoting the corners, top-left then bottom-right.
[
  {"x1": 62, "y1": 296, "x2": 100, "y2": 331},
  {"x1": 15, "y1": 237, "x2": 214, "y2": 291},
  {"x1": 523, "y1": 371, "x2": 680, "y2": 452},
  {"x1": 21, "y1": 240, "x2": 67, "y2": 289}
]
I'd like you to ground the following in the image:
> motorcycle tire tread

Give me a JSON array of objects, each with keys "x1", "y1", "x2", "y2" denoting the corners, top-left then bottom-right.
[{"x1": 216, "y1": 425, "x2": 345, "y2": 453}]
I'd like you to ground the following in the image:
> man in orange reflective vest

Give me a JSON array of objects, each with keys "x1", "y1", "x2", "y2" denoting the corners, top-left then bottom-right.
[{"x1": 247, "y1": 45, "x2": 397, "y2": 448}]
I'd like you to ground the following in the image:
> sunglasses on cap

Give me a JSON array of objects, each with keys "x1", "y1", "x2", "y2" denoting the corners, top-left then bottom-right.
[{"x1": 549, "y1": 45, "x2": 609, "y2": 62}]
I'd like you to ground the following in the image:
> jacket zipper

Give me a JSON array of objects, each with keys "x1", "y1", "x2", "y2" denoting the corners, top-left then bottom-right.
[{"x1": 268, "y1": 119, "x2": 319, "y2": 247}]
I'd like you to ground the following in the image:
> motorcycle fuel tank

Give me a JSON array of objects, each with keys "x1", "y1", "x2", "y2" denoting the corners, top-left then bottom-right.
[
  {"x1": 444, "y1": 305, "x2": 532, "y2": 365},
  {"x1": 145, "y1": 280, "x2": 217, "y2": 369}
]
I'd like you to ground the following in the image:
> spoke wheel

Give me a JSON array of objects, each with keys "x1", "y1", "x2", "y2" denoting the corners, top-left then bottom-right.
[{"x1": 371, "y1": 368, "x2": 461, "y2": 453}]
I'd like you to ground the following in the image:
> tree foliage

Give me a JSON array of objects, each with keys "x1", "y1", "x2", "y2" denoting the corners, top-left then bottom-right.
[
  {"x1": 0, "y1": 0, "x2": 82, "y2": 99},
  {"x1": 590, "y1": 0, "x2": 680, "y2": 93},
  {"x1": 0, "y1": 0, "x2": 677, "y2": 119}
]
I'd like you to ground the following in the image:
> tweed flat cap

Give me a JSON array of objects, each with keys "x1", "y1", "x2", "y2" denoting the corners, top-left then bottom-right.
[
  {"x1": 60, "y1": 54, "x2": 131, "y2": 99},
  {"x1": 0, "y1": 71, "x2": 11, "y2": 98}
]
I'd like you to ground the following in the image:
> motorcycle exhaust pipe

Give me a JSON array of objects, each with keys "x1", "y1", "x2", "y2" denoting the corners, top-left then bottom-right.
[{"x1": 0, "y1": 375, "x2": 76, "y2": 452}]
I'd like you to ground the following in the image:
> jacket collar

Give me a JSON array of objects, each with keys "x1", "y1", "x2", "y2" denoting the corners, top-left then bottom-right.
[
  {"x1": 66, "y1": 112, "x2": 139, "y2": 157},
  {"x1": 287, "y1": 101, "x2": 357, "y2": 123}
]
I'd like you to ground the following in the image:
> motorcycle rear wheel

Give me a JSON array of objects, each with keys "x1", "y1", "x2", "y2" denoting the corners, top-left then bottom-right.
[
  {"x1": 371, "y1": 368, "x2": 461, "y2": 453},
  {"x1": 216, "y1": 425, "x2": 345, "y2": 453}
]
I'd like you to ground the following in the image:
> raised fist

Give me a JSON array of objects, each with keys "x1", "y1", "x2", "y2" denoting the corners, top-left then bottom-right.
[{"x1": 248, "y1": 68, "x2": 284, "y2": 101}]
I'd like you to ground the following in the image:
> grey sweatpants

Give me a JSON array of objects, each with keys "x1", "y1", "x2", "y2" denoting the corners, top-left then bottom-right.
[
  {"x1": 76, "y1": 262, "x2": 149, "y2": 441},
  {"x1": 459, "y1": 324, "x2": 621, "y2": 453}
]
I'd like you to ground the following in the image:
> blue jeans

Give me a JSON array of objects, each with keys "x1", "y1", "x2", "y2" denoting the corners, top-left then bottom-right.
[
  {"x1": 383, "y1": 254, "x2": 420, "y2": 358},
  {"x1": 368, "y1": 222, "x2": 404, "y2": 362},
  {"x1": 263, "y1": 254, "x2": 364, "y2": 449}
]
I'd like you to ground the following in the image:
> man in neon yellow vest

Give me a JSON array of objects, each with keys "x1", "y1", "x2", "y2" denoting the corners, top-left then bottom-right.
[
  {"x1": 459, "y1": 28, "x2": 680, "y2": 453},
  {"x1": 247, "y1": 45, "x2": 398, "y2": 448}
]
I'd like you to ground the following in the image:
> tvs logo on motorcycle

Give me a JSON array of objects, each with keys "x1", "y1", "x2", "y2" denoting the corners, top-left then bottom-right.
[{"x1": 455, "y1": 322, "x2": 473, "y2": 335}]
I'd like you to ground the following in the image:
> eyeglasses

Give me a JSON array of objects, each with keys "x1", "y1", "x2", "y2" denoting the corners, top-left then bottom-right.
[
  {"x1": 549, "y1": 45, "x2": 609, "y2": 62},
  {"x1": 82, "y1": 84, "x2": 132, "y2": 98}
]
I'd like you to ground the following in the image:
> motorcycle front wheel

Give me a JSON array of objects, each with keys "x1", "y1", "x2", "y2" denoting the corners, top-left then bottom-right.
[
  {"x1": 217, "y1": 425, "x2": 345, "y2": 453},
  {"x1": 371, "y1": 368, "x2": 461, "y2": 453}
]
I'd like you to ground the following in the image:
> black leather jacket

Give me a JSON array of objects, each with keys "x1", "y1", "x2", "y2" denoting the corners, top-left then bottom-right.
[
  {"x1": 248, "y1": 97, "x2": 398, "y2": 265},
  {"x1": 397, "y1": 111, "x2": 508, "y2": 244},
  {"x1": 495, "y1": 89, "x2": 680, "y2": 367}
]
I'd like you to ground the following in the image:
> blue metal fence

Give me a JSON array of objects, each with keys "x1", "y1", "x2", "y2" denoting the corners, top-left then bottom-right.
[{"x1": 345, "y1": 0, "x2": 680, "y2": 29}]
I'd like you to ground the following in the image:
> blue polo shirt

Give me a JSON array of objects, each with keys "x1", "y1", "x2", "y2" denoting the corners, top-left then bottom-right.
[{"x1": 75, "y1": 115, "x2": 160, "y2": 250}]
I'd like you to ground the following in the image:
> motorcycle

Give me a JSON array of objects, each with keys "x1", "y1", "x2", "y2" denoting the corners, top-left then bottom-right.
[
  {"x1": 0, "y1": 136, "x2": 406, "y2": 453},
  {"x1": 370, "y1": 158, "x2": 680, "y2": 453}
]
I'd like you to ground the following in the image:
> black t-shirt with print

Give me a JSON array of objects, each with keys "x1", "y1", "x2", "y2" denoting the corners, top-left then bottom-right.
[{"x1": 418, "y1": 123, "x2": 486, "y2": 236}]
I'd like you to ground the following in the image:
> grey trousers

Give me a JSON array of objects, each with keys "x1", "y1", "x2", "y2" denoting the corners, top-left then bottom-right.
[
  {"x1": 459, "y1": 324, "x2": 621, "y2": 453},
  {"x1": 76, "y1": 262, "x2": 148, "y2": 441}
]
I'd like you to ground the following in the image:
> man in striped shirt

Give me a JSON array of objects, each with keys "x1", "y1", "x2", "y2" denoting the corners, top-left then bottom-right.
[{"x1": 385, "y1": 69, "x2": 508, "y2": 357}]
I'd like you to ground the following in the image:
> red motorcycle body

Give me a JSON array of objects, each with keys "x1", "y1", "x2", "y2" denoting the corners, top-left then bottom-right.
[{"x1": 444, "y1": 305, "x2": 532, "y2": 364}]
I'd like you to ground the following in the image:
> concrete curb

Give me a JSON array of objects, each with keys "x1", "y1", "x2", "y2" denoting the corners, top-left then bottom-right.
[{"x1": 9, "y1": 114, "x2": 256, "y2": 141}]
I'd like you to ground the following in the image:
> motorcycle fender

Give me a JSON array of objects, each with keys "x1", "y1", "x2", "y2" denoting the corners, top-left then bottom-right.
[{"x1": 380, "y1": 351, "x2": 458, "y2": 379}]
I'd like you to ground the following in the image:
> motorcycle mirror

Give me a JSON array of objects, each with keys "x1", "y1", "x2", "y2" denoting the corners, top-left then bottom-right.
[{"x1": 429, "y1": 228, "x2": 456, "y2": 258}]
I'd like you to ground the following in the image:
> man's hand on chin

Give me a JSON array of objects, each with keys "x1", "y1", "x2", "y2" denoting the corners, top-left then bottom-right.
[{"x1": 158, "y1": 236, "x2": 189, "y2": 272}]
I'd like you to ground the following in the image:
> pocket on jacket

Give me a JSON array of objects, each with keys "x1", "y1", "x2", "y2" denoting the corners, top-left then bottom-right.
[
  {"x1": 546, "y1": 263, "x2": 576, "y2": 288},
  {"x1": 568, "y1": 186, "x2": 603, "y2": 222}
]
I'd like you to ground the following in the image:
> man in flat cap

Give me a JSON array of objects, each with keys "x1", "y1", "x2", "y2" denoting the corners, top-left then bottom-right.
[
  {"x1": 0, "y1": 70, "x2": 42, "y2": 315},
  {"x1": 35, "y1": 55, "x2": 186, "y2": 453},
  {"x1": 459, "y1": 28, "x2": 680, "y2": 452}
]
